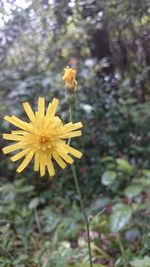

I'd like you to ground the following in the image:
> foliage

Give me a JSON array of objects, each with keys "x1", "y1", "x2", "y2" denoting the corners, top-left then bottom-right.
[
  {"x1": 0, "y1": 0, "x2": 150, "y2": 266},
  {"x1": 130, "y1": 256, "x2": 150, "y2": 267}
]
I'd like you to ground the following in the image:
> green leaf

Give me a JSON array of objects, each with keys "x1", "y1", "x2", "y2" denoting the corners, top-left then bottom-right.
[
  {"x1": 130, "y1": 256, "x2": 150, "y2": 267},
  {"x1": 101, "y1": 171, "x2": 117, "y2": 185},
  {"x1": 142, "y1": 170, "x2": 150, "y2": 178},
  {"x1": 116, "y1": 158, "x2": 134, "y2": 173},
  {"x1": 144, "y1": 233, "x2": 150, "y2": 250},
  {"x1": 0, "y1": 183, "x2": 15, "y2": 193},
  {"x1": 67, "y1": 264, "x2": 106, "y2": 267},
  {"x1": 16, "y1": 185, "x2": 35, "y2": 193},
  {"x1": 29, "y1": 197, "x2": 39, "y2": 209},
  {"x1": 101, "y1": 156, "x2": 114, "y2": 162},
  {"x1": 109, "y1": 203, "x2": 132, "y2": 232},
  {"x1": 14, "y1": 178, "x2": 26, "y2": 187},
  {"x1": 13, "y1": 255, "x2": 29, "y2": 264},
  {"x1": 92, "y1": 197, "x2": 111, "y2": 210},
  {"x1": 124, "y1": 184, "x2": 144, "y2": 198}
]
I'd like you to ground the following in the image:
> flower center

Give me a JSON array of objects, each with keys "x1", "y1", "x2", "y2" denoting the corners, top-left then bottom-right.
[
  {"x1": 38, "y1": 135, "x2": 52, "y2": 151},
  {"x1": 40, "y1": 136, "x2": 48, "y2": 144}
]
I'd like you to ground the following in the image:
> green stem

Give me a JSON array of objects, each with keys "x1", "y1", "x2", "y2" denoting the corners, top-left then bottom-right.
[
  {"x1": 117, "y1": 234, "x2": 126, "y2": 258},
  {"x1": 71, "y1": 164, "x2": 93, "y2": 267},
  {"x1": 68, "y1": 104, "x2": 72, "y2": 146},
  {"x1": 68, "y1": 102, "x2": 93, "y2": 267}
]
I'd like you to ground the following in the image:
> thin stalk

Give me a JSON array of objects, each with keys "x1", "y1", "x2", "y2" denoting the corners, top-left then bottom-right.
[
  {"x1": 71, "y1": 164, "x2": 93, "y2": 267},
  {"x1": 68, "y1": 102, "x2": 93, "y2": 267},
  {"x1": 117, "y1": 234, "x2": 126, "y2": 258},
  {"x1": 68, "y1": 104, "x2": 72, "y2": 145}
]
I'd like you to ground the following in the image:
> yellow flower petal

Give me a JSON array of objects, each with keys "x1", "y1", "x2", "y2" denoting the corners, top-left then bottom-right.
[
  {"x1": 3, "y1": 143, "x2": 21, "y2": 154},
  {"x1": 4, "y1": 116, "x2": 29, "y2": 131},
  {"x1": 10, "y1": 148, "x2": 31, "y2": 161},
  {"x1": 3, "y1": 134, "x2": 23, "y2": 141},
  {"x1": 16, "y1": 151, "x2": 34, "y2": 173},
  {"x1": 61, "y1": 130, "x2": 82, "y2": 138},
  {"x1": 23, "y1": 102, "x2": 36, "y2": 123},
  {"x1": 69, "y1": 122, "x2": 83, "y2": 131},
  {"x1": 61, "y1": 154, "x2": 74, "y2": 164},
  {"x1": 61, "y1": 122, "x2": 73, "y2": 131},
  {"x1": 58, "y1": 149, "x2": 74, "y2": 164},
  {"x1": 62, "y1": 143, "x2": 82, "y2": 158},
  {"x1": 52, "y1": 151, "x2": 66, "y2": 169},
  {"x1": 34, "y1": 152, "x2": 40, "y2": 171},
  {"x1": 11, "y1": 116, "x2": 37, "y2": 134},
  {"x1": 39, "y1": 152, "x2": 46, "y2": 177},
  {"x1": 62, "y1": 122, "x2": 83, "y2": 133},
  {"x1": 11, "y1": 130, "x2": 25, "y2": 135},
  {"x1": 47, "y1": 157, "x2": 55, "y2": 176},
  {"x1": 46, "y1": 98, "x2": 59, "y2": 117},
  {"x1": 40, "y1": 163, "x2": 45, "y2": 176}
]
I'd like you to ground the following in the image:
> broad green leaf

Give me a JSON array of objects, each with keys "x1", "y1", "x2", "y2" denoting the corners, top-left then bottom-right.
[
  {"x1": 130, "y1": 256, "x2": 150, "y2": 267},
  {"x1": 29, "y1": 197, "x2": 39, "y2": 209},
  {"x1": 124, "y1": 184, "x2": 144, "y2": 198},
  {"x1": 92, "y1": 197, "x2": 110, "y2": 210},
  {"x1": 101, "y1": 171, "x2": 117, "y2": 185},
  {"x1": 16, "y1": 185, "x2": 35, "y2": 193},
  {"x1": 101, "y1": 156, "x2": 114, "y2": 162},
  {"x1": 0, "y1": 183, "x2": 15, "y2": 193},
  {"x1": 142, "y1": 170, "x2": 150, "y2": 178},
  {"x1": 109, "y1": 203, "x2": 132, "y2": 232},
  {"x1": 116, "y1": 158, "x2": 134, "y2": 173},
  {"x1": 14, "y1": 178, "x2": 26, "y2": 187}
]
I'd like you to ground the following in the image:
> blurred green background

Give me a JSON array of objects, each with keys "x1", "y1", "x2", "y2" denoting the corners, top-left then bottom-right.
[{"x1": 0, "y1": 0, "x2": 150, "y2": 266}]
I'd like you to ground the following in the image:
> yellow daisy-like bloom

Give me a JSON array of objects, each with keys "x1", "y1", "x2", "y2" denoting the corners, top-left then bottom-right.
[
  {"x1": 2, "y1": 97, "x2": 82, "y2": 177},
  {"x1": 62, "y1": 66, "x2": 77, "y2": 90}
]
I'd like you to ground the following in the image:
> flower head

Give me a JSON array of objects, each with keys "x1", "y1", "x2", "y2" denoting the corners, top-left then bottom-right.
[
  {"x1": 2, "y1": 97, "x2": 82, "y2": 177},
  {"x1": 62, "y1": 66, "x2": 77, "y2": 90}
]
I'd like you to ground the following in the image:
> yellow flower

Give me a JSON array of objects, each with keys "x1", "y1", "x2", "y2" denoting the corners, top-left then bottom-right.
[
  {"x1": 2, "y1": 97, "x2": 82, "y2": 177},
  {"x1": 62, "y1": 66, "x2": 77, "y2": 90}
]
